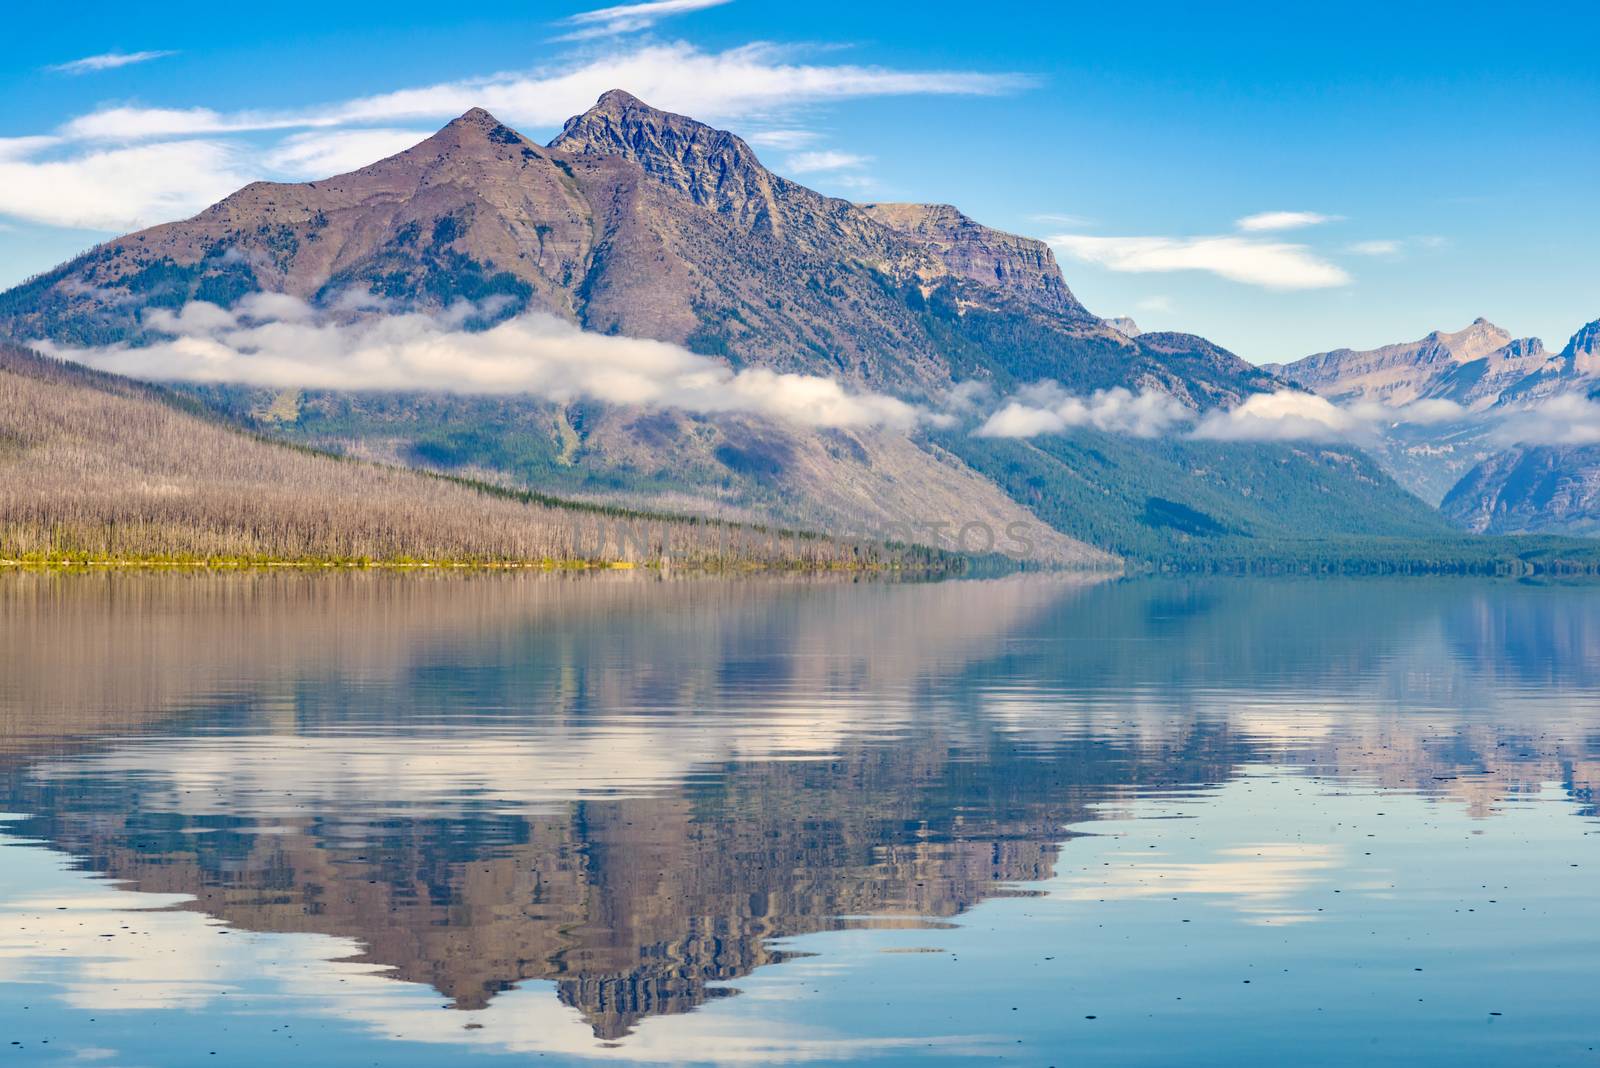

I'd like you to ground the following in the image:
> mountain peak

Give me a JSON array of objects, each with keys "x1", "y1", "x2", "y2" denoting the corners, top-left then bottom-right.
[
  {"x1": 414, "y1": 107, "x2": 538, "y2": 159},
  {"x1": 549, "y1": 89, "x2": 781, "y2": 228},
  {"x1": 451, "y1": 107, "x2": 502, "y2": 127},
  {"x1": 591, "y1": 89, "x2": 647, "y2": 112},
  {"x1": 554, "y1": 90, "x2": 725, "y2": 147}
]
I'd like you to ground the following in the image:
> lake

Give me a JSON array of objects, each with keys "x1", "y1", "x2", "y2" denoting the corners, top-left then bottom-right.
[{"x1": 0, "y1": 571, "x2": 1597, "y2": 1065}]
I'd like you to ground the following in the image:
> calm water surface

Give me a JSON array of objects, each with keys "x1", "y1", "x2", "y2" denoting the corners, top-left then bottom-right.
[{"x1": 0, "y1": 572, "x2": 1597, "y2": 1065}]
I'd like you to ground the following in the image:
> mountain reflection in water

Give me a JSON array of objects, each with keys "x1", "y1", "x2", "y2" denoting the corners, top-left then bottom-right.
[{"x1": 0, "y1": 572, "x2": 1597, "y2": 1064}]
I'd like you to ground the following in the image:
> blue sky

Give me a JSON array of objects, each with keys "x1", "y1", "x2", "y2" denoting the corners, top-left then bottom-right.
[{"x1": 2, "y1": 0, "x2": 1596, "y2": 363}]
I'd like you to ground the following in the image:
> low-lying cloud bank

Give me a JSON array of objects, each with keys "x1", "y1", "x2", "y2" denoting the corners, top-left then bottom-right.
[
  {"x1": 41, "y1": 296, "x2": 922, "y2": 431},
  {"x1": 977, "y1": 384, "x2": 1189, "y2": 439},
  {"x1": 975, "y1": 384, "x2": 1396, "y2": 443},
  {"x1": 1490, "y1": 394, "x2": 1600, "y2": 447},
  {"x1": 41, "y1": 299, "x2": 1600, "y2": 451},
  {"x1": 976, "y1": 381, "x2": 1599, "y2": 448}
]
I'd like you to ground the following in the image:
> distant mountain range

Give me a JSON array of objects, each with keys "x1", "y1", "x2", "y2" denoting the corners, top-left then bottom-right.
[
  {"x1": 1270, "y1": 317, "x2": 1600, "y2": 412},
  {"x1": 2, "y1": 90, "x2": 1594, "y2": 568},
  {"x1": 1270, "y1": 316, "x2": 1600, "y2": 529}
]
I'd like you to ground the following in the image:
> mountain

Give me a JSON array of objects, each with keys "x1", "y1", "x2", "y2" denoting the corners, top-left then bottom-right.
[
  {"x1": 1441, "y1": 445, "x2": 1600, "y2": 535},
  {"x1": 1267, "y1": 318, "x2": 1516, "y2": 407},
  {"x1": 1105, "y1": 317, "x2": 1142, "y2": 338},
  {"x1": 1496, "y1": 318, "x2": 1600, "y2": 406},
  {"x1": 1270, "y1": 317, "x2": 1600, "y2": 510},
  {"x1": 0, "y1": 93, "x2": 1268, "y2": 405},
  {"x1": 0, "y1": 91, "x2": 1482, "y2": 568}
]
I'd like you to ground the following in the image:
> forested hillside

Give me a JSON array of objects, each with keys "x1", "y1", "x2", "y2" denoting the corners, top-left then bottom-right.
[{"x1": 941, "y1": 429, "x2": 1600, "y2": 574}]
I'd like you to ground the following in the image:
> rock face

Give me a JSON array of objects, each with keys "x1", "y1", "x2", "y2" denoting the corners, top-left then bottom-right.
[
  {"x1": 1104, "y1": 317, "x2": 1142, "y2": 338},
  {"x1": 1441, "y1": 445, "x2": 1600, "y2": 534},
  {"x1": 859, "y1": 201, "x2": 1082, "y2": 316}
]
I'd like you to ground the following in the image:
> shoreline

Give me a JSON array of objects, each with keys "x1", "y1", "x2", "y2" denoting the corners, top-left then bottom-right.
[{"x1": 0, "y1": 556, "x2": 952, "y2": 574}]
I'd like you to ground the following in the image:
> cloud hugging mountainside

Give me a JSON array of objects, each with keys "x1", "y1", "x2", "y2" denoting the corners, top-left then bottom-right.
[{"x1": 1, "y1": 90, "x2": 1464, "y2": 566}]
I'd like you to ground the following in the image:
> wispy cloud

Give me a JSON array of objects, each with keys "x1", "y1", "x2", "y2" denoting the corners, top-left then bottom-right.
[
  {"x1": 263, "y1": 128, "x2": 432, "y2": 180},
  {"x1": 1235, "y1": 210, "x2": 1338, "y2": 233},
  {"x1": 554, "y1": 0, "x2": 733, "y2": 41},
  {"x1": 782, "y1": 150, "x2": 869, "y2": 174},
  {"x1": 45, "y1": 297, "x2": 926, "y2": 431},
  {"x1": 1344, "y1": 237, "x2": 1448, "y2": 259},
  {"x1": 1345, "y1": 239, "x2": 1402, "y2": 257},
  {"x1": 1049, "y1": 233, "x2": 1350, "y2": 290},
  {"x1": 743, "y1": 129, "x2": 819, "y2": 151},
  {"x1": 0, "y1": 136, "x2": 63, "y2": 161},
  {"x1": 1030, "y1": 212, "x2": 1093, "y2": 227},
  {"x1": 46, "y1": 50, "x2": 176, "y2": 75},
  {"x1": 0, "y1": 140, "x2": 248, "y2": 230},
  {"x1": 59, "y1": 43, "x2": 1033, "y2": 142}
]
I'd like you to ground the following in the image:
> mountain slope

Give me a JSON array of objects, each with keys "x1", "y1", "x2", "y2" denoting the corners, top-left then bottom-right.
[
  {"x1": 0, "y1": 342, "x2": 942, "y2": 567},
  {"x1": 1442, "y1": 445, "x2": 1600, "y2": 535},
  {"x1": 939, "y1": 427, "x2": 1460, "y2": 566}
]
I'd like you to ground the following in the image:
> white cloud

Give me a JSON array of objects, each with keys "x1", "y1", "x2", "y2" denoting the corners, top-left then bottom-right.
[
  {"x1": 555, "y1": 0, "x2": 733, "y2": 40},
  {"x1": 1491, "y1": 394, "x2": 1600, "y2": 447},
  {"x1": 1346, "y1": 239, "x2": 1402, "y2": 257},
  {"x1": 1235, "y1": 210, "x2": 1338, "y2": 232},
  {"x1": 1199, "y1": 393, "x2": 1464, "y2": 443},
  {"x1": 42, "y1": 297, "x2": 924, "y2": 431},
  {"x1": 1193, "y1": 390, "x2": 1365, "y2": 441},
  {"x1": 1029, "y1": 212, "x2": 1092, "y2": 227},
  {"x1": 46, "y1": 50, "x2": 176, "y2": 75},
  {"x1": 60, "y1": 43, "x2": 1033, "y2": 142},
  {"x1": 1049, "y1": 233, "x2": 1351, "y2": 290},
  {"x1": 0, "y1": 140, "x2": 248, "y2": 230},
  {"x1": 59, "y1": 106, "x2": 244, "y2": 142},
  {"x1": 783, "y1": 150, "x2": 869, "y2": 174},
  {"x1": 0, "y1": 136, "x2": 64, "y2": 161},
  {"x1": 1374, "y1": 398, "x2": 1468, "y2": 426},
  {"x1": 263, "y1": 128, "x2": 432, "y2": 179},
  {"x1": 1136, "y1": 295, "x2": 1173, "y2": 313},
  {"x1": 972, "y1": 380, "x2": 1537, "y2": 447},
  {"x1": 976, "y1": 384, "x2": 1192, "y2": 439}
]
